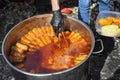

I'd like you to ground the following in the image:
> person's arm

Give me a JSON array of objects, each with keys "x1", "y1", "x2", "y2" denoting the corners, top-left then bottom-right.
[
  {"x1": 51, "y1": 0, "x2": 64, "y2": 37},
  {"x1": 51, "y1": 0, "x2": 60, "y2": 11}
]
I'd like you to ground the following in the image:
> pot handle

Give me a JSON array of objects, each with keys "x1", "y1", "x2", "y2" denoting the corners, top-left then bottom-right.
[
  {"x1": 0, "y1": 41, "x2": 2, "y2": 56},
  {"x1": 92, "y1": 39, "x2": 104, "y2": 54}
]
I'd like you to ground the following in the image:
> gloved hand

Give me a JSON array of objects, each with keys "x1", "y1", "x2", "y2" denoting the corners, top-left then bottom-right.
[{"x1": 51, "y1": 9, "x2": 64, "y2": 37}]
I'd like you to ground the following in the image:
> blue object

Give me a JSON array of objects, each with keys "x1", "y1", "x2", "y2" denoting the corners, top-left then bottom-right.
[{"x1": 78, "y1": 0, "x2": 110, "y2": 24}]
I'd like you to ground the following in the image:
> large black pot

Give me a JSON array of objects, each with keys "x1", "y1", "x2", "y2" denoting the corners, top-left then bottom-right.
[{"x1": 2, "y1": 14, "x2": 95, "y2": 80}]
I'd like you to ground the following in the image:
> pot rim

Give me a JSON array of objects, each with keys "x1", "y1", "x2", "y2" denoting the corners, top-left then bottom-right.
[{"x1": 2, "y1": 14, "x2": 95, "y2": 76}]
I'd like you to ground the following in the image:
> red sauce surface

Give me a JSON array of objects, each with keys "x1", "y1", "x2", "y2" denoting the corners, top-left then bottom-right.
[{"x1": 24, "y1": 39, "x2": 90, "y2": 73}]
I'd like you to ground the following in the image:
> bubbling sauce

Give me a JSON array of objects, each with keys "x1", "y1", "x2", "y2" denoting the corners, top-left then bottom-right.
[{"x1": 9, "y1": 26, "x2": 90, "y2": 73}]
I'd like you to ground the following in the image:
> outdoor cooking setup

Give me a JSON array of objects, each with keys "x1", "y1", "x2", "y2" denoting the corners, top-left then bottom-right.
[
  {"x1": 0, "y1": 0, "x2": 120, "y2": 80},
  {"x1": 1, "y1": 14, "x2": 95, "y2": 80}
]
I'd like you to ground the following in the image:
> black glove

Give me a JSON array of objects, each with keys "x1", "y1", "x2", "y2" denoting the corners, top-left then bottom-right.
[{"x1": 51, "y1": 9, "x2": 64, "y2": 37}]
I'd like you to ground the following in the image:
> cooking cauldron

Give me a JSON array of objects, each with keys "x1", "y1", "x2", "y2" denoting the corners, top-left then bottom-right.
[{"x1": 2, "y1": 14, "x2": 95, "y2": 80}]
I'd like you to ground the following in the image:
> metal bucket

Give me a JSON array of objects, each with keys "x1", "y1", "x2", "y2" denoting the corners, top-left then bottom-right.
[{"x1": 2, "y1": 14, "x2": 95, "y2": 80}]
